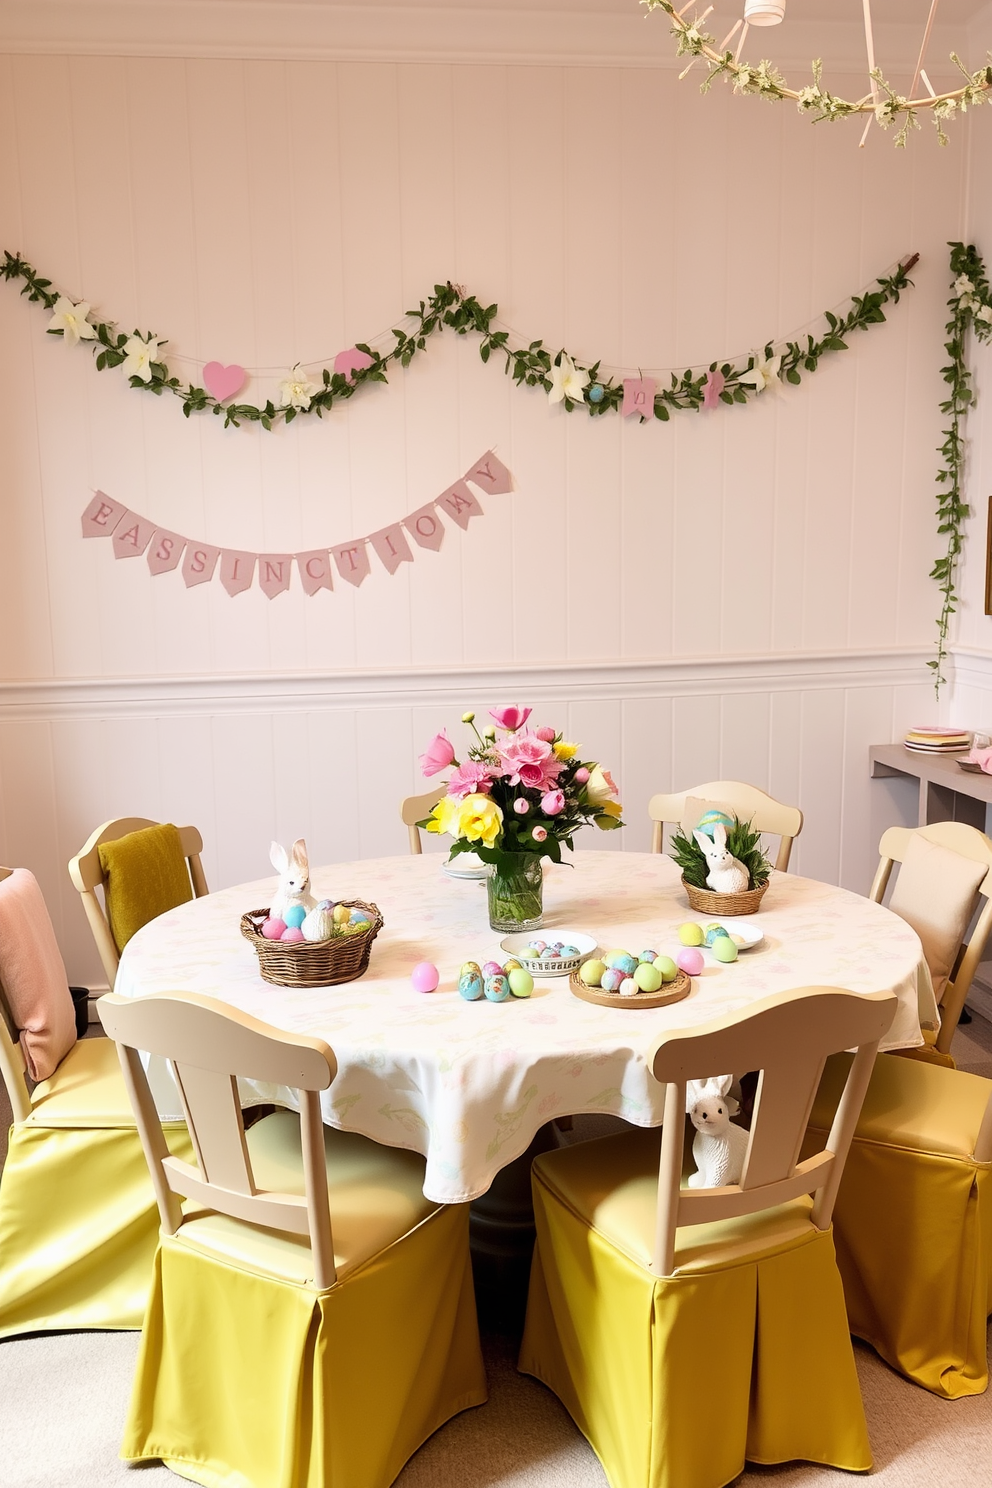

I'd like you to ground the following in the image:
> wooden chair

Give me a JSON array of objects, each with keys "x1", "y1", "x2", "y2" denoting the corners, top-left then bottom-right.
[
  {"x1": 870, "y1": 822, "x2": 992, "y2": 1057},
  {"x1": 804, "y1": 1051, "x2": 992, "y2": 1397},
  {"x1": 98, "y1": 989, "x2": 486, "y2": 1488},
  {"x1": 400, "y1": 788, "x2": 444, "y2": 854},
  {"x1": 0, "y1": 865, "x2": 192, "y2": 1339},
  {"x1": 519, "y1": 985, "x2": 896, "y2": 1488},
  {"x1": 648, "y1": 780, "x2": 803, "y2": 870},
  {"x1": 68, "y1": 816, "x2": 208, "y2": 988}
]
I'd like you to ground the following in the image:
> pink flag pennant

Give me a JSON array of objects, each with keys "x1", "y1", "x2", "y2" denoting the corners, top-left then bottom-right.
[
  {"x1": 257, "y1": 554, "x2": 293, "y2": 600},
  {"x1": 404, "y1": 503, "x2": 444, "y2": 552},
  {"x1": 112, "y1": 511, "x2": 156, "y2": 560},
  {"x1": 622, "y1": 378, "x2": 656, "y2": 420},
  {"x1": 465, "y1": 451, "x2": 512, "y2": 495},
  {"x1": 182, "y1": 542, "x2": 221, "y2": 588},
  {"x1": 296, "y1": 550, "x2": 334, "y2": 596},
  {"x1": 81, "y1": 491, "x2": 128, "y2": 539},
  {"x1": 702, "y1": 368, "x2": 725, "y2": 410},
  {"x1": 369, "y1": 524, "x2": 413, "y2": 576},
  {"x1": 220, "y1": 549, "x2": 256, "y2": 597},
  {"x1": 146, "y1": 529, "x2": 186, "y2": 575},
  {"x1": 333, "y1": 348, "x2": 375, "y2": 382},
  {"x1": 436, "y1": 480, "x2": 483, "y2": 530},
  {"x1": 332, "y1": 541, "x2": 371, "y2": 588}
]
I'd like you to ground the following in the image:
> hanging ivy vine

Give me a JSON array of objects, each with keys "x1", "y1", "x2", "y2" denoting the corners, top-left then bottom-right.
[
  {"x1": 1, "y1": 248, "x2": 915, "y2": 430},
  {"x1": 932, "y1": 243, "x2": 992, "y2": 691}
]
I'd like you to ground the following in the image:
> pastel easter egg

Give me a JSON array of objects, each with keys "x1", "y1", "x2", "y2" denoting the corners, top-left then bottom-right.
[
  {"x1": 588, "y1": 383, "x2": 605, "y2": 403},
  {"x1": 639, "y1": 950, "x2": 657, "y2": 964},
  {"x1": 603, "y1": 948, "x2": 628, "y2": 968},
  {"x1": 333, "y1": 904, "x2": 352, "y2": 925},
  {"x1": 508, "y1": 968, "x2": 534, "y2": 999},
  {"x1": 458, "y1": 972, "x2": 484, "y2": 1001},
  {"x1": 530, "y1": 941, "x2": 547, "y2": 954},
  {"x1": 559, "y1": 945, "x2": 580, "y2": 958},
  {"x1": 280, "y1": 926, "x2": 306, "y2": 943},
  {"x1": 655, "y1": 956, "x2": 678, "y2": 983},
  {"x1": 261, "y1": 917, "x2": 286, "y2": 940},
  {"x1": 696, "y1": 809, "x2": 735, "y2": 839},
  {"x1": 614, "y1": 953, "x2": 638, "y2": 977},
  {"x1": 580, "y1": 958, "x2": 606, "y2": 987},
  {"x1": 713, "y1": 936, "x2": 739, "y2": 963},
  {"x1": 523, "y1": 946, "x2": 542, "y2": 961},
  {"x1": 601, "y1": 968, "x2": 625, "y2": 993},
  {"x1": 283, "y1": 905, "x2": 306, "y2": 929},
  {"x1": 619, "y1": 977, "x2": 638, "y2": 997},
  {"x1": 460, "y1": 961, "x2": 482, "y2": 979},
  {"x1": 503, "y1": 958, "x2": 523, "y2": 974},
  {"x1": 350, "y1": 908, "x2": 367, "y2": 923},
  {"x1": 546, "y1": 949, "x2": 561, "y2": 960},
  {"x1": 550, "y1": 942, "x2": 564, "y2": 952},
  {"x1": 679, "y1": 922, "x2": 704, "y2": 946},
  {"x1": 411, "y1": 961, "x2": 440, "y2": 993},
  {"x1": 484, "y1": 974, "x2": 510, "y2": 1002},
  {"x1": 482, "y1": 960, "x2": 503, "y2": 978},
  {"x1": 676, "y1": 947, "x2": 704, "y2": 977},
  {"x1": 634, "y1": 962, "x2": 663, "y2": 993}
]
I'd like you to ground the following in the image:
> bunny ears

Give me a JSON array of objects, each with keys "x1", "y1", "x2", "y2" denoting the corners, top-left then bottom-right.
[
  {"x1": 685, "y1": 1074, "x2": 737, "y2": 1114},
  {"x1": 270, "y1": 839, "x2": 309, "y2": 875}
]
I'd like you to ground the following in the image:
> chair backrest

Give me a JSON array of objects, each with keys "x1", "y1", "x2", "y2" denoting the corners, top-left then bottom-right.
[
  {"x1": 68, "y1": 817, "x2": 209, "y2": 988},
  {"x1": 400, "y1": 789, "x2": 444, "y2": 855},
  {"x1": 648, "y1": 985, "x2": 896, "y2": 1276},
  {"x1": 870, "y1": 822, "x2": 992, "y2": 1055},
  {"x1": 647, "y1": 781, "x2": 803, "y2": 871},
  {"x1": 98, "y1": 990, "x2": 339, "y2": 1287},
  {"x1": 0, "y1": 866, "x2": 32, "y2": 1123}
]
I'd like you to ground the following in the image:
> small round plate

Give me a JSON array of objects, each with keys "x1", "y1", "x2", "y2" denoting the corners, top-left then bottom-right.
[
  {"x1": 500, "y1": 930, "x2": 597, "y2": 978},
  {"x1": 442, "y1": 853, "x2": 490, "y2": 880},
  {"x1": 569, "y1": 967, "x2": 692, "y2": 1009},
  {"x1": 703, "y1": 920, "x2": 764, "y2": 952}
]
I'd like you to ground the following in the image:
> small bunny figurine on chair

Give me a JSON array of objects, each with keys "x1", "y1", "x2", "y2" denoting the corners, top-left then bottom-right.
[
  {"x1": 270, "y1": 839, "x2": 317, "y2": 920},
  {"x1": 692, "y1": 822, "x2": 750, "y2": 896},
  {"x1": 686, "y1": 1075, "x2": 749, "y2": 1189}
]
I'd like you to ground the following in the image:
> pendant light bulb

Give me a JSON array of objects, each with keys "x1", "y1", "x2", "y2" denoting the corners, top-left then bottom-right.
[{"x1": 744, "y1": 1, "x2": 786, "y2": 24}]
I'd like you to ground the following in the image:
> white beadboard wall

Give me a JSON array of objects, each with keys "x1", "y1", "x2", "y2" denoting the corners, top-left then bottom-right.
[{"x1": 0, "y1": 4, "x2": 987, "y2": 983}]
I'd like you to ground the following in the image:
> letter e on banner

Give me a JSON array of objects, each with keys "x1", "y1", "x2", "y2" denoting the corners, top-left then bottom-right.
[
  {"x1": 220, "y1": 550, "x2": 257, "y2": 597},
  {"x1": 258, "y1": 554, "x2": 293, "y2": 600},
  {"x1": 404, "y1": 503, "x2": 444, "y2": 552},
  {"x1": 331, "y1": 542, "x2": 371, "y2": 588},
  {"x1": 182, "y1": 543, "x2": 221, "y2": 588},
  {"x1": 112, "y1": 511, "x2": 156, "y2": 559},
  {"x1": 437, "y1": 480, "x2": 483, "y2": 531},
  {"x1": 368, "y1": 524, "x2": 412, "y2": 576},
  {"x1": 147, "y1": 529, "x2": 186, "y2": 575},
  {"x1": 465, "y1": 450, "x2": 512, "y2": 495},
  {"x1": 81, "y1": 492, "x2": 128, "y2": 538},
  {"x1": 296, "y1": 550, "x2": 334, "y2": 596}
]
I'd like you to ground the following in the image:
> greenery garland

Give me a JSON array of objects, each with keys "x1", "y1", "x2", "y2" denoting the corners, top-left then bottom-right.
[
  {"x1": 931, "y1": 243, "x2": 992, "y2": 691},
  {"x1": 2, "y1": 248, "x2": 916, "y2": 430},
  {"x1": 645, "y1": 0, "x2": 992, "y2": 148}
]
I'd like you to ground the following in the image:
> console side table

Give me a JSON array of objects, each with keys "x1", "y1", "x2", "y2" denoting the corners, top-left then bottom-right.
[{"x1": 870, "y1": 743, "x2": 992, "y2": 829}]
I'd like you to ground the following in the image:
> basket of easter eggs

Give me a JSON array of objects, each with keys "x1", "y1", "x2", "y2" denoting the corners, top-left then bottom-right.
[{"x1": 240, "y1": 899, "x2": 383, "y2": 988}]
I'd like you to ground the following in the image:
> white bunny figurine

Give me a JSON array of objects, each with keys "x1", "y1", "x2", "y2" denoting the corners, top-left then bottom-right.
[
  {"x1": 692, "y1": 823, "x2": 750, "y2": 896},
  {"x1": 685, "y1": 1075, "x2": 749, "y2": 1189},
  {"x1": 269, "y1": 839, "x2": 317, "y2": 920}
]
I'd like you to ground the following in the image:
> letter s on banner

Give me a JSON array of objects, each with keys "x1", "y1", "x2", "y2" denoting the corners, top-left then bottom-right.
[
  {"x1": 147, "y1": 529, "x2": 186, "y2": 575},
  {"x1": 182, "y1": 543, "x2": 221, "y2": 588}
]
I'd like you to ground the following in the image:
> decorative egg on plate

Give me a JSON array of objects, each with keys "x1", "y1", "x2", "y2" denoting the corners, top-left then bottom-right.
[
  {"x1": 678, "y1": 923, "x2": 704, "y2": 946},
  {"x1": 655, "y1": 955, "x2": 678, "y2": 983},
  {"x1": 713, "y1": 937, "x2": 739, "y2": 963}
]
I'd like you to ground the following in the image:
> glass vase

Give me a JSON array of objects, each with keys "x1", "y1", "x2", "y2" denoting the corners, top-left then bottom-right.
[{"x1": 487, "y1": 856, "x2": 544, "y2": 933}]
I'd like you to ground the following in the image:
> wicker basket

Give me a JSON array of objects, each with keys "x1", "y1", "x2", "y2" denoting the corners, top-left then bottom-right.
[
  {"x1": 681, "y1": 877, "x2": 768, "y2": 917},
  {"x1": 240, "y1": 900, "x2": 383, "y2": 988}
]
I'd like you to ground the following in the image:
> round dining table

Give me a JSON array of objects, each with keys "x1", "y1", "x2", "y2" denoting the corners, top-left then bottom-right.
[{"x1": 115, "y1": 850, "x2": 937, "y2": 1207}]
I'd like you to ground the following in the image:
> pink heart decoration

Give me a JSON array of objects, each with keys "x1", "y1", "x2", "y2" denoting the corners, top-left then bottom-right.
[
  {"x1": 334, "y1": 347, "x2": 375, "y2": 382},
  {"x1": 203, "y1": 362, "x2": 247, "y2": 402}
]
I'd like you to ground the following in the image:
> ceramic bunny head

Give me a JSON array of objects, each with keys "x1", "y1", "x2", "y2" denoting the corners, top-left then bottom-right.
[
  {"x1": 269, "y1": 839, "x2": 317, "y2": 919},
  {"x1": 686, "y1": 1074, "x2": 738, "y2": 1133},
  {"x1": 692, "y1": 824, "x2": 749, "y2": 896},
  {"x1": 686, "y1": 1075, "x2": 748, "y2": 1190}
]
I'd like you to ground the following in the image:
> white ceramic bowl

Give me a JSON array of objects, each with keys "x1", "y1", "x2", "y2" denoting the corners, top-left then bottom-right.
[{"x1": 499, "y1": 930, "x2": 598, "y2": 978}]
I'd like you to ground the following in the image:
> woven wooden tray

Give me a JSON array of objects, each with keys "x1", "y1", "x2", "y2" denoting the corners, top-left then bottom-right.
[
  {"x1": 681, "y1": 877, "x2": 768, "y2": 917},
  {"x1": 569, "y1": 967, "x2": 691, "y2": 1010},
  {"x1": 240, "y1": 900, "x2": 383, "y2": 988}
]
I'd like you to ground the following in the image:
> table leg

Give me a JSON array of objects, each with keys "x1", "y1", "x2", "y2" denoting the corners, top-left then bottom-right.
[{"x1": 469, "y1": 1120, "x2": 559, "y2": 1335}]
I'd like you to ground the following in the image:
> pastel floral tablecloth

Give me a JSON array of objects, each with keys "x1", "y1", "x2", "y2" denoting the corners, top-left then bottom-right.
[{"x1": 116, "y1": 851, "x2": 936, "y2": 1204}]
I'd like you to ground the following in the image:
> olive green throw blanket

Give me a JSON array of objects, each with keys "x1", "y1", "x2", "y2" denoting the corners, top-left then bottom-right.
[{"x1": 98, "y1": 823, "x2": 193, "y2": 952}]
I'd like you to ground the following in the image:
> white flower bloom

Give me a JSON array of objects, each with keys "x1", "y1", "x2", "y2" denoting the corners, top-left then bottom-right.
[
  {"x1": 122, "y1": 334, "x2": 164, "y2": 383},
  {"x1": 740, "y1": 353, "x2": 783, "y2": 394},
  {"x1": 279, "y1": 364, "x2": 318, "y2": 410},
  {"x1": 47, "y1": 295, "x2": 97, "y2": 347},
  {"x1": 954, "y1": 274, "x2": 977, "y2": 307},
  {"x1": 977, "y1": 304, "x2": 992, "y2": 325},
  {"x1": 797, "y1": 86, "x2": 822, "y2": 111},
  {"x1": 548, "y1": 352, "x2": 590, "y2": 406}
]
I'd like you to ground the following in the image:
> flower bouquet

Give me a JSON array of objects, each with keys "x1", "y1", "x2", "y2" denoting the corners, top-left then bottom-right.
[{"x1": 418, "y1": 706, "x2": 624, "y2": 931}]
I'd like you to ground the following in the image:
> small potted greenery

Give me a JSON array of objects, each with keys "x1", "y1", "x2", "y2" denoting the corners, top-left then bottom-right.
[{"x1": 669, "y1": 816, "x2": 771, "y2": 915}]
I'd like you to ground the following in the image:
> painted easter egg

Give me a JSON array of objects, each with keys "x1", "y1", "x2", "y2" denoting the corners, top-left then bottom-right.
[
  {"x1": 588, "y1": 383, "x2": 605, "y2": 403},
  {"x1": 529, "y1": 941, "x2": 547, "y2": 954},
  {"x1": 283, "y1": 904, "x2": 306, "y2": 929},
  {"x1": 460, "y1": 961, "x2": 482, "y2": 979},
  {"x1": 676, "y1": 947, "x2": 704, "y2": 977},
  {"x1": 639, "y1": 950, "x2": 657, "y2": 964},
  {"x1": 601, "y1": 968, "x2": 625, "y2": 993},
  {"x1": 679, "y1": 922, "x2": 704, "y2": 946},
  {"x1": 333, "y1": 904, "x2": 352, "y2": 925},
  {"x1": 713, "y1": 936, "x2": 739, "y2": 963},
  {"x1": 696, "y1": 810, "x2": 735, "y2": 839},
  {"x1": 261, "y1": 917, "x2": 286, "y2": 940},
  {"x1": 280, "y1": 926, "x2": 306, "y2": 943},
  {"x1": 655, "y1": 956, "x2": 678, "y2": 983},
  {"x1": 411, "y1": 961, "x2": 440, "y2": 993},
  {"x1": 458, "y1": 972, "x2": 484, "y2": 1001},
  {"x1": 633, "y1": 962, "x2": 663, "y2": 993},
  {"x1": 559, "y1": 945, "x2": 580, "y2": 957},
  {"x1": 349, "y1": 908, "x2": 367, "y2": 923},
  {"x1": 503, "y1": 958, "x2": 523, "y2": 973},
  {"x1": 619, "y1": 977, "x2": 638, "y2": 997},
  {"x1": 580, "y1": 958, "x2": 606, "y2": 987},
  {"x1": 508, "y1": 968, "x2": 534, "y2": 999},
  {"x1": 614, "y1": 953, "x2": 638, "y2": 977},
  {"x1": 603, "y1": 948, "x2": 628, "y2": 968},
  {"x1": 482, "y1": 960, "x2": 503, "y2": 978},
  {"x1": 484, "y1": 974, "x2": 510, "y2": 1002}
]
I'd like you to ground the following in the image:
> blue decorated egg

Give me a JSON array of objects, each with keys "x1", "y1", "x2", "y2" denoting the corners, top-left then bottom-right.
[
  {"x1": 283, "y1": 904, "x2": 306, "y2": 929},
  {"x1": 458, "y1": 972, "x2": 484, "y2": 1001},
  {"x1": 588, "y1": 384, "x2": 605, "y2": 403},
  {"x1": 695, "y1": 810, "x2": 735, "y2": 839},
  {"x1": 639, "y1": 949, "x2": 657, "y2": 963},
  {"x1": 484, "y1": 973, "x2": 510, "y2": 1002},
  {"x1": 614, "y1": 953, "x2": 637, "y2": 977}
]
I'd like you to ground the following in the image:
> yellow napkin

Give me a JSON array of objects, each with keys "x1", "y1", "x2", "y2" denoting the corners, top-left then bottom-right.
[{"x1": 98, "y1": 823, "x2": 193, "y2": 952}]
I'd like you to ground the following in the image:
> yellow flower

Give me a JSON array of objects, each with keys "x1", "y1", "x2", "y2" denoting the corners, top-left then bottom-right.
[
  {"x1": 455, "y1": 793, "x2": 504, "y2": 849},
  {"x1": 425, "y1": 796, "x2": 462, "y2": 836},
  {"x1": 553, "y1": 741, "x2": 578, "y2": 760},
  {"x1": 600, "y1": 800, "x2": 623, "y2": 818},
  {"x1": 585, "y1": 764, "x2": 619, "y2": 806}
]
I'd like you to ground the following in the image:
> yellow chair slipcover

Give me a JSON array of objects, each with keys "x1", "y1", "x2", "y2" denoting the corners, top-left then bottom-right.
[
  {"x1": 0, "y1": 1036, "x2": 193, "y2": 1338},
  {"x1": 804, "y1": 1050, "x2": 992, "y2": 1399},
  {"x1": 519, "y1": 986, "x2": 896, "y2": 1488},
  {"x1": 99, "y1": 990, "x2": 487, "y2": 1488}
]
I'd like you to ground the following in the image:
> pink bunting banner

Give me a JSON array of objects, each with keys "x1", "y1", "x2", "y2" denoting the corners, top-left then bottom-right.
[
  {"x1": 79, "y1": 449, "x2": 512, "y2": 600},
  {"x1": 622, "y1": 378, "x2": 656, "y2": 420}
]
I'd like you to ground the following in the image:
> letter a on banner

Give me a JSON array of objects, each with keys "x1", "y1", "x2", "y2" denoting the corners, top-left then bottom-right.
[
  {"x1": 436, "y1": 480, "x2": 483, "y2": 530},
  {"x1": 404, "y1": 503, "x2": 444, "y2": 552},
  {"x1": 112, "y1": 511, "x2": 156, "y2": 559}
]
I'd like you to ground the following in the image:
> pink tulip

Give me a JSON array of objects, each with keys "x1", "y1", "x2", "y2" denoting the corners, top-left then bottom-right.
[
  {"x1": 420, "y1": 729, "x2": 456, "y2": 777},
  {"x1": 532, "y1": 825, "x2": 548, "y2": 843},
  {"x1": 541, "y1": 790, "x2": 565, "y2": 816},
  {"x1": 535, "y1": 726, "x2": 556, "y2": 743},
  {"x1": 489, "y1": 705, "x2": 532, "y2": 732},
  {"x1": 574, "y1": 767, "x2": 590, "y2": 784}
]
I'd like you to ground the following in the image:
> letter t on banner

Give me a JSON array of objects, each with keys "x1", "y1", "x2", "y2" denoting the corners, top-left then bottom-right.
[
  {"x1": 404, "y1": 503, "x2": 444, "y2": 552},
  {"x1": 332, "y1": 541, "x2": 371, "y2": 588},
  {"x1": 369, "y1": 524, "x2": 413, "y2": 576}
]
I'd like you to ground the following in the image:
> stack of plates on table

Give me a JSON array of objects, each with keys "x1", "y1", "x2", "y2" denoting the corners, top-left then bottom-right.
[{"x1": 903, "y1": 726, "x2": 972, "y2": 754}]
